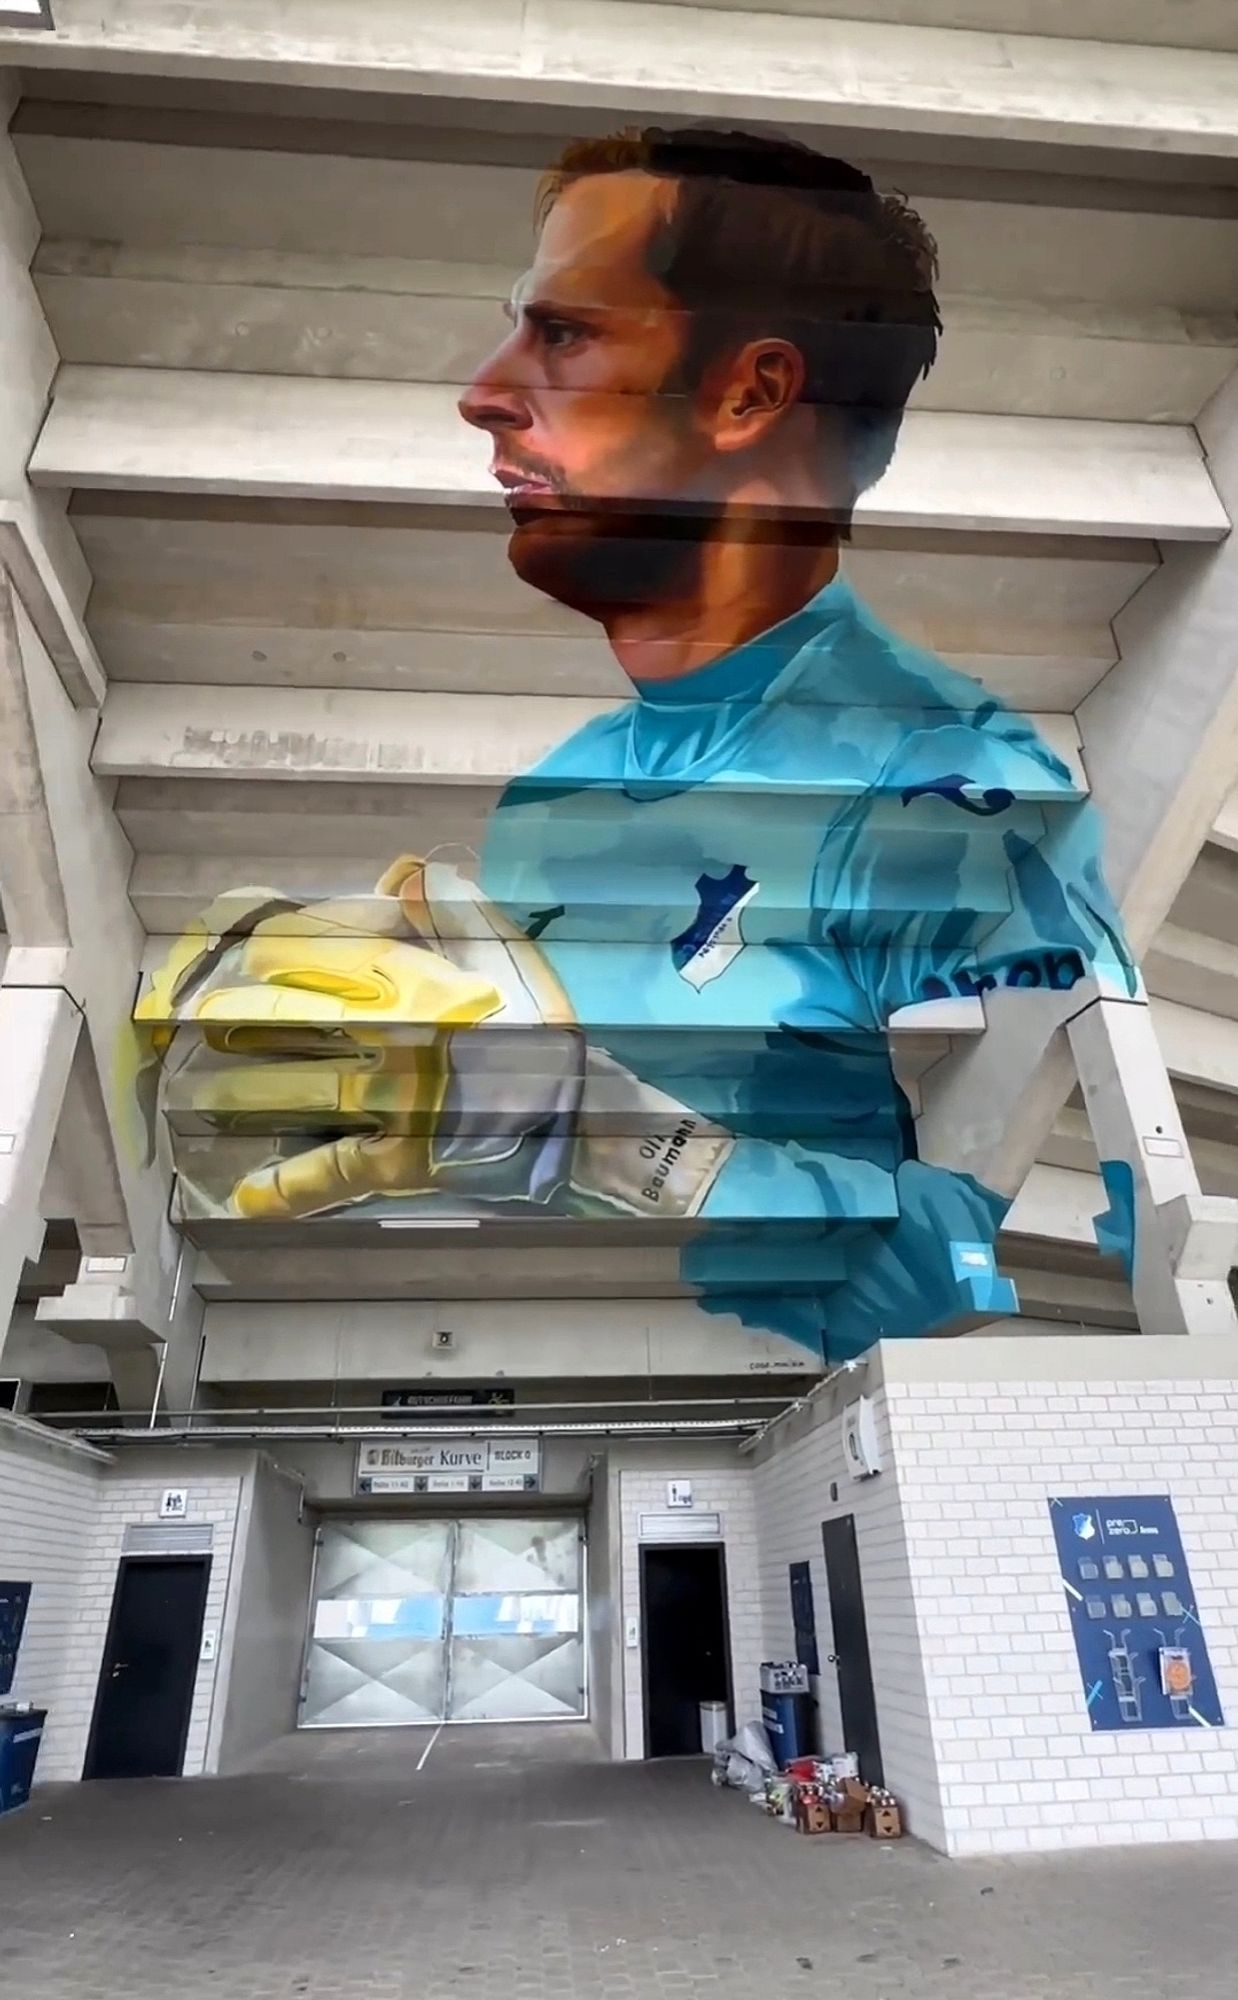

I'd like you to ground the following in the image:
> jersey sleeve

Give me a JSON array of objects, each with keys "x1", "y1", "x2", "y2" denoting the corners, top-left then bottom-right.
[{"x1": 812, "y1": 717, "x2": 1136, "y2": 1027}]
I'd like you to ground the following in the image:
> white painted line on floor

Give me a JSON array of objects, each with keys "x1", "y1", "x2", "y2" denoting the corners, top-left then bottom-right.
[{"x1": 416, "y1": 1722, "x2": 445, "y2": 1771}]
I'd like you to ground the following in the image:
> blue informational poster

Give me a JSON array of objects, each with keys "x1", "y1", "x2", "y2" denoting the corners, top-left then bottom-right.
[
  {"x1": 0, "y1": 1582, "x2": 32, "y2": 1698},
  {"x1": 789, "y1": 1560, "x2": 819, "y2": 1676},
  {"x1": 1048, "y1": 1496, "x2": 1224, "y2": 1730}
]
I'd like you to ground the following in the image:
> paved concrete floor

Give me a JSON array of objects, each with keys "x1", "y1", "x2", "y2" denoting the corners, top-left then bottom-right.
[{"x1": 2, "y1": 1725, "x2": 1237, "y2": 1998}]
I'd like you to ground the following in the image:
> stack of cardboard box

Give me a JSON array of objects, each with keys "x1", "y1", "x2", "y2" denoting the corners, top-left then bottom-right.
[{"x1": 789, "y1": 1770, "x2": 903, "y2": 1839}]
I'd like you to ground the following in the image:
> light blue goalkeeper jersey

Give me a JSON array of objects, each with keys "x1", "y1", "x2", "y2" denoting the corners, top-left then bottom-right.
[{"x1": 481, "y1": 571, "x2": 1134, "y2": 1359}]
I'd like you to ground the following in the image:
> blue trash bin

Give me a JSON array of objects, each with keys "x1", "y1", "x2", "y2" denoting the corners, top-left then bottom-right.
[
  {"x1": 0, "y1": 1710, "x2": 46, "y2": 1815},
  {"x1": 761, "y1": 1689, "x2": 812, "y2": 1769}
]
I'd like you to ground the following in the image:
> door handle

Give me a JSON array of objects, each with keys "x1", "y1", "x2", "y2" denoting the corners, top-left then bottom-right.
[
  {"x1": 827, "y1": 1653, "x2": 838, "y2": 1665},
  {"x1": 110, "y1": 1662, "x2": 129, "y2": 1679}
]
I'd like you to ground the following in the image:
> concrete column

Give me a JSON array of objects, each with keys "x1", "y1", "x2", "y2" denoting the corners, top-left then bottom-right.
[
  {"x1": 0, "y1": 969, "x2": 82, "y2": 1336},
  {"x1": 1068, "y1": 993, "x2": 1238, "y2": 1338},
  {"x1": 12, "y1": 574, "x2": 208, "y2": 1413},
  {"x1": 0, "y1": 557, "x2": 84, "y2": 1336},
  {"x1": 1078, "y1": 369, "x2": 1238, "y2": 959},
  {"x1": 916, "y1": 369, "x2": 1238, "y2": 1226},
  {"x1": 46, "y1": 1031, "x2": 138, "y2": 1261},
  {"x1": 914, "y1": 984, "x2": 1082, "y2": 1201}
]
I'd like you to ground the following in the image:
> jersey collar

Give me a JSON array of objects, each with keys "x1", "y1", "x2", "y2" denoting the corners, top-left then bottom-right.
[{"x1": 630, "y1": 572, "x2": 854, "y2": 706}]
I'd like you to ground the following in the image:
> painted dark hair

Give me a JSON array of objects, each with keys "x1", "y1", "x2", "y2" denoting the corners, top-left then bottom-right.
[{"x1": 538, "y1": 125, "x2": 941, "y2": 525}]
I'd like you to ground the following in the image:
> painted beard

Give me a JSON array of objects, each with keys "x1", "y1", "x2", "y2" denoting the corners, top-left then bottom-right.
[{"x1": 500, "y1": 465, "x2": 723, "y2": 618}]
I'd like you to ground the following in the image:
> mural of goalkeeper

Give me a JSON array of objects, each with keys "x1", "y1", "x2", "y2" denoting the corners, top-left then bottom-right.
[{"x1": 137, "y1": 127, "x2": 1133, "y2": 1361}]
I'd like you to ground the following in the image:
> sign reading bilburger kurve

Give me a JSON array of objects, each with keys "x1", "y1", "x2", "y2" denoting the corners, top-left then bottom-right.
[{"x1": 356, "y1": 1438, "x2": 541, "y2": 1495}]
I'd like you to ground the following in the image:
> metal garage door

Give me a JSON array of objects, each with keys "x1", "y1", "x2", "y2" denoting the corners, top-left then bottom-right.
[{"x1": 300, "y1": 1516, "x2": 585, "y2": 1728}]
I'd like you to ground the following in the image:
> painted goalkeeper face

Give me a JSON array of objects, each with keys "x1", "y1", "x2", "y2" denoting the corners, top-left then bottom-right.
[
  {"x1": 459, "y1": 169, "x2": 731, "y2": 616},
  {"x1": 457, "y1": 131, "x2": 940, "y2": 624}
]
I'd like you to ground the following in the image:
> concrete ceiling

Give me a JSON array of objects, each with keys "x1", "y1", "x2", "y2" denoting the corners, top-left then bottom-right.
[{"x1": 5, "y1": 1, "x2": 1238, "y2": 161}]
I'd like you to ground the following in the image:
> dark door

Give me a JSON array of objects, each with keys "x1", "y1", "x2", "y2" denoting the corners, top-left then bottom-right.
[
  {"x1": 641, "y1": 1545, "x2": 732, "y2": 1758},
  {"x1": 85, "y1": 1557, "x2": 211, "y2": 1780},
  {"x1": 821, "y1": 1515, "x2": 884, "y2": 1786}
]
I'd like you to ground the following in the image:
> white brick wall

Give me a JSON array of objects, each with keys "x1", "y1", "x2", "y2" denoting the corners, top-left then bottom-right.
[
  {"x1": 0, "y1": 1419, "x2": 245, "y2": 1783},
  {"x1": 0, "y1": 1419, "x2": 105, "y2": 1780},
  {"x1": 615, "y1": 1454, "x2": 761, "y2": 1759},
  {"x1": 885, "y1": 1378, "x2": 1238, "y2": 1857},
  {"x1": 65, "y1": 1468, "x2": 244, "y2": 1780},
  {"x1": 752, "y1": 1387, "x2": 946, "y2": 1845}
]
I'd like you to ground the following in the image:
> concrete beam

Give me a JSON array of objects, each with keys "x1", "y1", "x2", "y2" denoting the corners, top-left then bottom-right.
[
  {"x1": 187, "y1": 1214, "x2": 1134, "y2": 1310},
  {"x1": 198, "y1": 1293, "x2": 818, "y2": 1382},
  {"x1": 1167, "y1": 846, "x2": 1238, "y2": 945},
  {"x1": 1150, "y1": 998, "x2": 1238, "y2": 1095},
  {"x1": 76, "y1": 504, "x2": 1150, "y2": 626},
  {"x1": 4, "y1": 2, "x2": 1238, "y2": 156},
  {"x1": 95, "y1": 619, "x2": 1118, "y2": 717},
  {"x1": 637, "y1": 0, "x2": 1238, "y2": 51},
  {"x1": 18, "y1": 121, "x2": 1238, "y2": 309},
  {"x1": 114, "y1": 775, "x2": 499, "y2": 863},
  {"x1": 136, "y1": 844, "x2": 975, "y2": 942},
  {"x1": 993, "y1": 1264, "x2": 1136, "y2": 1330},
  {"x1": 1033, "y1": 1100, "x2": 1238, "y2": 1199},
  {"x1": 88, "y1": 679, "x2": 1087, "y2": 793},
  {"x1": 75, "y1": 502, "x2": 1146, "y2": 709},
  {"x1": 32, "y1": 368, "x2": 1229, "y2": 540},
  {"x1": 1143, "y1": 919, "x2": 1238, "y2": 1022},
  {"x1": 192, "y1": 1238, "x2": 827, "y2": 1302},
  {"x1": 975, "y1": 1160, "x2": 1107, "y2": 1246},
  {"x1": 35, "y1": 1281, "x2": 165, "y2": 1351},
  {"x1": 0, "y1": 1305, "x2": 112, "y2": 1391},
  {"x1": 32, "y1": 242, "x2": 1237, "y2": 426}
]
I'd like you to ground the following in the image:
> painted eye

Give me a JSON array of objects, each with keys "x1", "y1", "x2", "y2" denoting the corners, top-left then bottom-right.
[{"x1": 540, "y1": 319, "x2": 584, "y2": 350}]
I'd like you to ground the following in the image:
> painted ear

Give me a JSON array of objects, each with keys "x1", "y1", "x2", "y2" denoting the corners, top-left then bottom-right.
[
  {"x1": 745, "y1": 346, "x2": 804, "y2": 414},
  {"x1": 715, "y1": 340, "x2": 806, "y2": 450}
]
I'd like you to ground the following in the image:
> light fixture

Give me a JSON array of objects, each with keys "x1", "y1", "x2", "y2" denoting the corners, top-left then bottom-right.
[{"x1": 377, "y1": 1217, "x2": 482, "y2": 1230}]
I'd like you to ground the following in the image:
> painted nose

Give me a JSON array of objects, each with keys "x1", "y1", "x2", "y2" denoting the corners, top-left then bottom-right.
[
  {"x1": 457, "y1": 374, "x2": 532, "y2": 435},
  {"x1": 458, "y1": 331, "x2": 534, "y2": 435}
]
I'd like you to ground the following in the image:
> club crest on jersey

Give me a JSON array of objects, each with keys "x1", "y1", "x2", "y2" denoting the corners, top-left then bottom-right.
[{"x1": 671, "y1": 865, "x2": 759, "y2": 991}]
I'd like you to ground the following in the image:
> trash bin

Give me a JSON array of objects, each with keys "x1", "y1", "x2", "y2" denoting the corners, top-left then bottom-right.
[
  {"x1": 0, "y1": 1708, "x2": 46, "y2": 1815},
  {"x1": 760, "y1": 1689, "x2": 812, "y2": 1768},
  {"x1": 759, "y1": 1661, "x2": 812, "y2": 1771},
  {"x1": 699, "y1": 1700, "x2": 729, "y2": 1754}
]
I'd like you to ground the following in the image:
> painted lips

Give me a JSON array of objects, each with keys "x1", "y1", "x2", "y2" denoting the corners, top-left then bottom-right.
[{"x1": 492, "y1": 465, "x2": 558, "y2": 500}]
